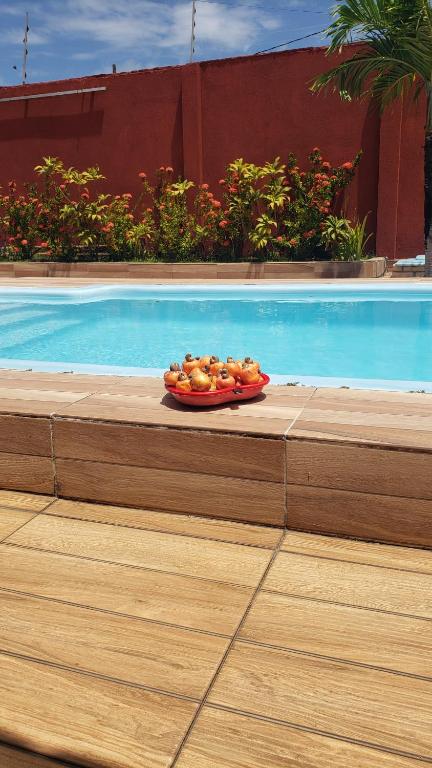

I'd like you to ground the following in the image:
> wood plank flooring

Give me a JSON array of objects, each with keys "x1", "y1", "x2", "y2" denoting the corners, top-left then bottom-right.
[
  {"x1": 0, "y1": 493, "x2": 431, "y2": 767},
  {"x1": 0, "y1": 370, "x2": 431, "y2": 544}
]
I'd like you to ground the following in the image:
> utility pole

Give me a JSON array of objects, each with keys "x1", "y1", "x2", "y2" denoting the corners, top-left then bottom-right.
[
  {"x1": 22, "y1": 11, "x2": 29, "y2": 85},
  {"x1": 189, "y1": 0, "x2": 196, "y2": 62}
]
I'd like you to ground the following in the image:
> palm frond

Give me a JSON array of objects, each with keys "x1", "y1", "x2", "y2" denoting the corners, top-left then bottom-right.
[{"x1": 313, "y1": 0, "x2": 432, "y2": 109}]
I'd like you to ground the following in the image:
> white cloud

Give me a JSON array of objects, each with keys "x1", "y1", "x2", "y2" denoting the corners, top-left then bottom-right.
[
  {"x1": 1, "y1": 0, "x2": 282, "y2": 59},
  {"x1": 0, "y1": 26, "x2": 48, "y2": 45}
]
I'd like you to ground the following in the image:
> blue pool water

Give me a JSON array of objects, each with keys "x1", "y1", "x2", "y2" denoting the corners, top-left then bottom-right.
[{"x1": 0, "y1": 283, "x2": 431, "y2": 390}]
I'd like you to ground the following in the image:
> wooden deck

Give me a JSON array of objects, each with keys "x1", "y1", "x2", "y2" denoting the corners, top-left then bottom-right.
[
  {"x1": 0, "y1": 369, "x2": 431, "y2": 546},
  {"x1": 0, "y1": 490, "x2": 431, "y2": 767}
]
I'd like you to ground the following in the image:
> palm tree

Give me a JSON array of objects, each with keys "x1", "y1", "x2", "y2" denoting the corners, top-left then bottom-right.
[{"x1": 312, "y1": 0, "x2": 432, "y2": 276}]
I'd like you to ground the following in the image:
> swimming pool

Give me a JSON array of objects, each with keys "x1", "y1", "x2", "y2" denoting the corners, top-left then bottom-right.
[{"x1": 0, "y1": 283, "x2": 431, "y2": 391}]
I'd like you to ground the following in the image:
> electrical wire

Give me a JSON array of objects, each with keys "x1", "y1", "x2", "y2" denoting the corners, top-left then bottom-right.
[
  {"x1": 196, "y1": 0, "x2": 328, "y2": 10},
  {"x1": 255, "y1": 27, "x2": 328, "y2": 54}
]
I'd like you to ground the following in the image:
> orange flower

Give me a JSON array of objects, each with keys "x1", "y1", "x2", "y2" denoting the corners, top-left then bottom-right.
[
  {"x1": 342, "y1": 162, "x2": 353, "y2": 170},
  {"x1": 219, "y1": 220, "x2": 228, "y2": 228},
  {"x1": 165, "y1": 166, "x2": 174, "y2": 173},
  {"x1": 200, "y1": 183, "x2": 209, "y2": 190},
  {"x1": 21, "y1": 239, "x2": 28, "y2": 245},
  {"x1": 138, "y1": 171, "x2": 147, "y2": 178}
]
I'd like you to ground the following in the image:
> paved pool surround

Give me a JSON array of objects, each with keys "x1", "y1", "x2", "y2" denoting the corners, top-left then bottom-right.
[{"x1": 0, "y1": 369, "x2": 431, "y2": 549}]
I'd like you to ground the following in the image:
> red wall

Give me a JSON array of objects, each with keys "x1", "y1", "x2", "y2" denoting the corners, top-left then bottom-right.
[{"x1": 0, "y1": 47, "x2": 425, "y2": 259}]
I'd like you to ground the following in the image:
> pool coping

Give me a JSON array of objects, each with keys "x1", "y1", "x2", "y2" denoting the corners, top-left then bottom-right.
[
  {"x1": 0, "y1": 368, "x2": 431, "y2": 549},
  {"x1": 0, "y1": 257, "x2": 386, "y2": 279}
]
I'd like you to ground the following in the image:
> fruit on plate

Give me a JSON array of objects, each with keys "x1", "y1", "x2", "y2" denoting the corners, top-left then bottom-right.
[
  {"x1": 182, "y1": 353, "x2": 201, "y2": 375},
  {"x1": 225, "y1": 356, "x2": 242, "y2": 379},
  {"x1": 189, "y1": 368, "x2": 212, "y2": 391},
  {"x1": 176, "y1": 372, "x2": 192, "y2": 391},
  {"x1": 163, "y1": 362, "x2": 181, "y2": 386},
  {"x1": 198, "y1": 354, "x2": 212, "y2": 369},
  {"x1": 243, "y1": 356, "x2": 261, "y2": 373},
  {"x1": 209, "y1": 355, "x2": 225, "y2": 376},
  {"x1": 216, "y1": 369, "x2": 236, "y2": 389},
  {"x1": 239, "y1": 363, "x2": 261, "y2": 385}
]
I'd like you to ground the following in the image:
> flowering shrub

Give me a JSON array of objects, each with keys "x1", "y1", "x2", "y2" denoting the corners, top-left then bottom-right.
[{"x1": 0, "y1": 149, "x2": 366, "y2": 262}]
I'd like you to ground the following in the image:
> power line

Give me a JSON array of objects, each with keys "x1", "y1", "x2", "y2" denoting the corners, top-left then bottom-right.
[
  {"x1": 196, "y1": 0, "x2": 327, "y2": 10},
  {"x1": 255, "y1": 27, "x2": 328, "y2": 54}
]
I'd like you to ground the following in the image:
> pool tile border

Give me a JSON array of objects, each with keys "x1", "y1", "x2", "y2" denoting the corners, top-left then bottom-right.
[{"x1": 0, "y1": 372, "x2": 431, "y2": 547}]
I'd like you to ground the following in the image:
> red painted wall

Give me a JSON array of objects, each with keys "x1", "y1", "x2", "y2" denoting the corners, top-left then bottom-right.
[{"x1": 0, "y1": 47, "x2": 424, "y2": 258}]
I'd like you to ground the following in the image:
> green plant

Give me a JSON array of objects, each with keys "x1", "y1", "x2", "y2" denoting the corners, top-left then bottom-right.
[
  {"x1": 312, "y1": 0, "x2": 432, "y2": 274},
  {"x1": 321, "y1": 214, "x2": 372, "y2": 261},
  {"x1": 0, "y1": 150, "x2": 363, "y2": 263}
]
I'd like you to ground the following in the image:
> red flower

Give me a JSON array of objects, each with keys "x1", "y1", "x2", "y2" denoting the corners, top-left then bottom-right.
[
  {"x1": 218, "y1": 179, "x2": 225, "y2": 186},
  {"x1": 322, "y1": 162, "x2": 331, "y2": 170},
  {"x1": 212, "y1": 200, "x2": 221, "y2": 208},
  {"x1": 200, "y1": 183, "x2": 209, "y2": 190},
  {"x1": 219, "y1": 220, "x2": 228, "y2": 229},
  {"x1": 21, "y1": 239, "x2": 28, "y2": 245},
  {"x1": 222, "y1": 239, "x2": 229, "y2": 246},
  {"x1": 146, "y1": 207, "x2": 152, "y2": 213},
  {"x1": 276, "y1": 236, "x2": 283, "y2": 243},
  {"x1": 228, "y1": 186, "x2": 238, "y2": 194},
  {"x1": 165, "y1": 166, "x2": 174, "y2": 173},
  {"x1": 138, "y1": 172, "x2": 147, "y2": 179},
  {"x1": 312, "y1": 147, "x2": 320, "y2": 153},
  {"x1": 59, "y1": 184, "x2": 66, "y2": 190},
  {"x1": 81, "y1": 192, "x2": 89, "y2": 200},
  {"x1": 158, "y1": 166, "x2": 166, "y2": 172},
  {"x1": 40, "y1": 241, "x2": 48, "y2": 247},
  {"x1": 7, "y1": 236, "x2": 15, "y2": 243},
  {"x1": 159, "y1": 203, "x2": 165, "y2": 210},
  {"x1": 123, "y1": 193, "x2": 132, "y2": 199},
  {"x1": 342, "y1": 162, "x2": 353, "y2": 171}
]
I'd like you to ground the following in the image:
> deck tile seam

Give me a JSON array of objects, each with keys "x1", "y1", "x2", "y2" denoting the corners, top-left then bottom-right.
[
  {"x1": 0, "y1": 585, "x2": 232, "y2": 639},
  {"x1": 39, "y1": 509, "x2": 282, "y2": 549},
  {"x1": 286, "y1": 479, "x2": 432, "y2": 505},
  {"x1": 235, "y1": 637, "x2": 432, "y2": 683},
  {"x1": 276, "y1": 547, "x2": 432, "y2": 576},
  {"x1": 284, "y1": 433, "x2": 432, "y2": 454},
  {"x1": 170, "y1": 521, "x2": 286, "y2": 768},
  {"x1": 282, "y1": 387, "x2": 316, "y2": 440},
  {"x1": 282, "y1": 387, "x2": 316, "y2": 528},
  {"x1": 260, "y1": 587, "x2": 432, "y2": 621},
  {"x1": 205, "y1": 701, "x2": 432, "y2": 765},
  {"x1": 0, "y1": 513, "x2": 39, "y2": 544},
  {"x1": 1, "y1": 541, "x2": 263, "y2": 591},
  {"x1": 51, "y1": 410, "x2": 289, "y2": 438},
  {"x1": 0, "y1": 648, "x2": 200, "y2": 704},
  {"x1": 53, "y1": 414, "x2": 288, "y2": 441},
  {"x1": 48, "y1": 419, "x2": 58, "y2": 497}
]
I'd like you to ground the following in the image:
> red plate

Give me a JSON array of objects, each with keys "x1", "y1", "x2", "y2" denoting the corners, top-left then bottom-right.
[{"x1": 166, "y1": 373, "x2": 270, "y2": 407}]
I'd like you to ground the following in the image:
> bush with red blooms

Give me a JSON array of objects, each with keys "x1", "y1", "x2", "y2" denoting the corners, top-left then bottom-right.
[{"x1": 0, "y1": 149, "x2": 363, "y2": 262}]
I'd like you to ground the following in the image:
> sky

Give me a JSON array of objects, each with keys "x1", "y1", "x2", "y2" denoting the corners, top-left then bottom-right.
[{"x1": 0, "y1": 0, "x2": 334, "y2": 86}]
